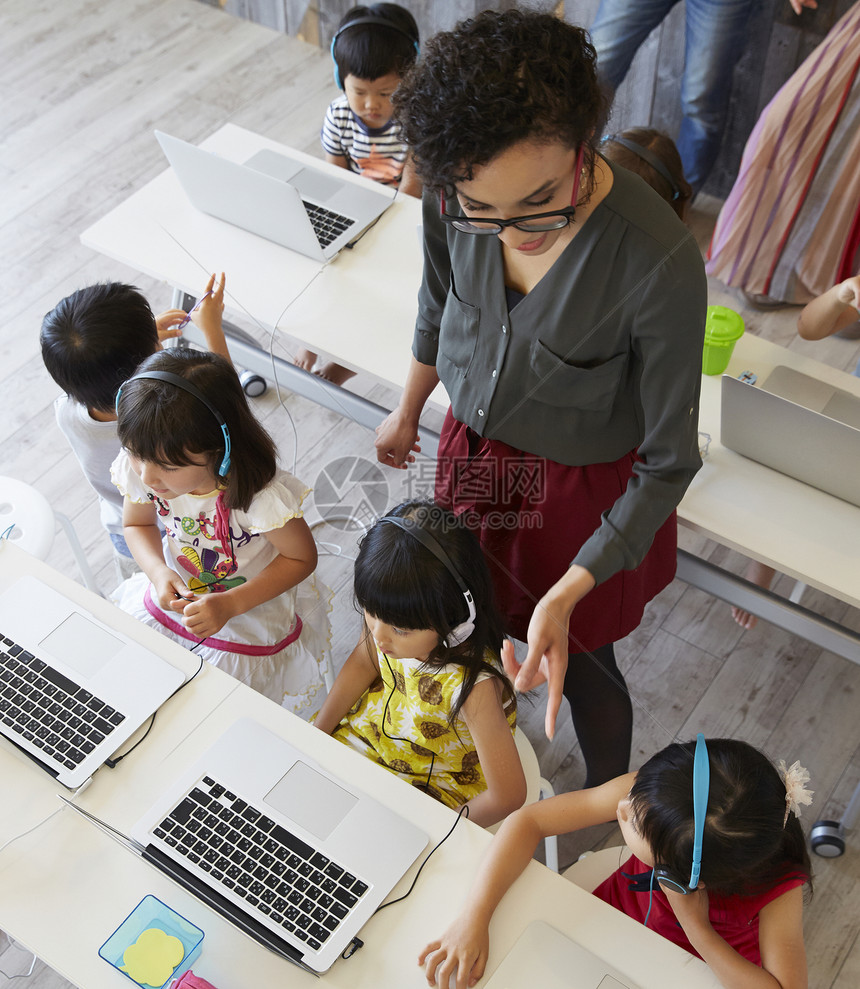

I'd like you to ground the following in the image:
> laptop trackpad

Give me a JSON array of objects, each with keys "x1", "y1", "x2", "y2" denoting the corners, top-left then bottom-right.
[
  {"x1": 243, "y1": 148, "x2": 302, "y2": 183},
  {"x1": 243, "y1": 151, "x2": 343, "y2": 203},
  {"x1": 287, "y1": 168, "x2": 343, "y2": 203},
  {"x1": 39, "y1": 612, "x2": 121, "y2": 679},
  {"x1": 266, "y1": 761, "x2": 358, "y2": 840},
  {"x1": 823, "y1": 392, "x2": 860, "y2": 429}
]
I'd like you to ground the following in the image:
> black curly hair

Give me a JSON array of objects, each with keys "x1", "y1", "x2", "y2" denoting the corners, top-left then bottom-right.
[{"x1": 392, "y1": 8, "x2": 609, "y2": 192}]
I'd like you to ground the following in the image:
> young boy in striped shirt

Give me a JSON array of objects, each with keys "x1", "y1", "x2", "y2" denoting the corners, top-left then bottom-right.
[{"x1": 299, "y1": 4, "x2": 421, "y2": 384}]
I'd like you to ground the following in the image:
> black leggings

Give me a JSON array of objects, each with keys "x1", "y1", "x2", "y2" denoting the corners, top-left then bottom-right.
[{"x1": 562, "y1": 643, "x2": 632, "y2": 789}]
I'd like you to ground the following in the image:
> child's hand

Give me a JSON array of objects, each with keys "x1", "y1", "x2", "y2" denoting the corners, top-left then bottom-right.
[
  {"x1": 154, "y1": 309, "x2": 189, "y2": 342},
  {"x1": 153, "y1": 570, "x2": 195, "y2": 612},
  {"x1": 836, "y1": 276, "x2": 860, "y2": 311},
  {"x1": 178, "y1": 592, "x2": 236, "y2": 640},
  {"x1": 191, "y1": 272, "x2": 225, "y2": 335},
  {"x1": 660, "y1": 882, "x2": 711, "y2": 935},
  {"x1": 418, "y1": 916, "x2": 489, "y2": 989}
]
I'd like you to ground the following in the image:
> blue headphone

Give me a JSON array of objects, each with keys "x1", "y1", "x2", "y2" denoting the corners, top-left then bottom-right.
[
  {"x1": 378, "y1": 514, "x2": 476, "y2": 648},
  {"x1": 115, "y1": 371, "x2": 232, "y2": 479},
  {"x1": 654, "y1": 733, "x2": 710, "y2": 894},
  {"x1": 330, "y1": 14, "x2": 420, "y2": 90}
]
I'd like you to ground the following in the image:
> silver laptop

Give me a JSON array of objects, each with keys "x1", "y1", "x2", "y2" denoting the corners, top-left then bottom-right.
[
  {"x1": 721, "y1": 365, "x2": 860, "y2": 508},
  {"x1": 483, "y1": 920, "x2": 639, "y2": 988},
  {"x1": 0, "y1": 575, "x2": 186, "y2": 789},
  {"x1": 130, "y1": 717, "x2": 428, "y2": 974},
  {"x1": 155, "y1": 131, "x2": 394, "y2": 262}
]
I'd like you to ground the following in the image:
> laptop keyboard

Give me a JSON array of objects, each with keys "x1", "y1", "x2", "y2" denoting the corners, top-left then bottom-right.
[
  {"x1": 303, "y1": 201, "x2": 351, "y2": 248},
  {"x1": 0, "y1": 634, "x2": 125, "y2": 770},
  {"x1": 155, "y1": 776, "x2": 369, "y2": 953}
]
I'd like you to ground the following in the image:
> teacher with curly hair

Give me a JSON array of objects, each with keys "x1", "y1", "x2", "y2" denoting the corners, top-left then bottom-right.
[{"x1": 375, "y1": 9, "x2": 706, "y2": 787}]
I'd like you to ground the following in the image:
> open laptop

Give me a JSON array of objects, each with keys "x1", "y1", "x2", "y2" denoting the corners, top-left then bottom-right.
[
  {"x1": 155, "y1": 131, "x2": 394, "y2": 262},
  {"x1": 129, "y1": 717, "x2": 428, "y2": 974},
  {"x1": 483, "y1": 921, "x2": 640, "y2": 989},
  {"x1": 721, "y1": 365, "x2": 860, "y2": 508},
  {"x1": 0, "y1": 575, "x2": 186, "y2": 789}
]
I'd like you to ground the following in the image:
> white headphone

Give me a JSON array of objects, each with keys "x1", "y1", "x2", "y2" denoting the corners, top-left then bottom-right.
[{"x1": 378, "y1": 515, "x2": 476, "y2": 647}]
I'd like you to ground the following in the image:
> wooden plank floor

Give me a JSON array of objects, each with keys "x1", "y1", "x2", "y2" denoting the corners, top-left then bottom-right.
[{"x1": 1, "y1": 1, "x2": 859, "y2": 986}]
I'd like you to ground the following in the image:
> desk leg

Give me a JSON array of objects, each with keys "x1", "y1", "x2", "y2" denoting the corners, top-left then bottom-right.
[{"x1": 675, "y1": 550, "x2": 860, "y2": 666}]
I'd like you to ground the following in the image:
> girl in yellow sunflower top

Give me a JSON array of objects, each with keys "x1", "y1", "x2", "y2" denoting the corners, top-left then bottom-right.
[{"x1": 315, "y1": 501, "x2": 526, "y2": 827}]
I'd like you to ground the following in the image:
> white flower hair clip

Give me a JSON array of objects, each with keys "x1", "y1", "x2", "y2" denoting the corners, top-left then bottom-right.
[{"x1": 778, "y1": 760, "x2": 814, "y2": 826}]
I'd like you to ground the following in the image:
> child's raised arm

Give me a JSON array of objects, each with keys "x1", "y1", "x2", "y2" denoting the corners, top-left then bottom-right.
[
  {"x1": 314, "y1": 634, "x2": 380, "y2": 734},
  {"x1": 797, "y1": 276, "x2": 860, "y2": 340},
  {"x1": 662, "y1": 883, "x2": 807, "y2": 989},
  {"x1": 178, "y1": 515, "x2": 316, "y2": 640},
  {"x1": 459, "y1": 679, "x2": 526, "y2": 827},
  {"x1": 154, "y1": 309, "x2": 188, "y2": 342},
  {"x1": 152, "y1": 273, "x2": 230, "y2": 360},
  {"x1": 190, "y1": 272, "x2": 231, "y2": 364},
  {"x1": 419, "y1": 773, "x2": 633, "y2": 989}
]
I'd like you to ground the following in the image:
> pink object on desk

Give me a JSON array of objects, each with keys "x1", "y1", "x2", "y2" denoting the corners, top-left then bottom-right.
[{"x1": 171, "y1": 973, "x2": 219, "y2": 989}]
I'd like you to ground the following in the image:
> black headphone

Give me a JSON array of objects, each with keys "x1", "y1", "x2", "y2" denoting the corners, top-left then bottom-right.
[
  {"x1": 330, "y1": 13, "x2": 420, "y2": 90},
  {"x1": 653, "y1": 733, "x2": 710, "y2": 894},
  {"x1": 115, "y1": 371, "x2": 232, "y2": 479},
  {"x1": 603, "y1": 134, "x2": 682, "y2": 202},
  {"x1": 378, "y1": 514, "x2": 476, "y2": 648}
]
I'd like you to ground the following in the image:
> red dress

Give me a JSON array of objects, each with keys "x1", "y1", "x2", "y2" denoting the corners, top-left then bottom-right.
[
  {"x1": 435, "y1": 413, "x2": 678, "y2": 652},
  {"x1": 593, "y1": 853, "x2": 807, "y2": 966}
]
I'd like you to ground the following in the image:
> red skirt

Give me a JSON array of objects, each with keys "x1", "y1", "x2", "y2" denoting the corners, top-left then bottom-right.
[{"x1": 434, "y1": 411, "x2": 677, "y2": 653}]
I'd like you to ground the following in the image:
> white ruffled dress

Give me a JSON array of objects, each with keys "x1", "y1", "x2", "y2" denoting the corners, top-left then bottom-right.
[{"x1": 111, "y1": 454, "x2": 332, "y2": 719}]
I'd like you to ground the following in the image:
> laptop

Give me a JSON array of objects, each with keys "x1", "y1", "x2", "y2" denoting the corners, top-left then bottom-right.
[
  {"x1": 129, "y1": 717, "x2": 429, "y2": 974},
  {"x1": 721, "y1": 365, "x2": 860, "y2": 508},
  {"x1": 483, "y1": 920, "x2": 640, "y2": 989},
  {"x1": 155, "y1": 131, "x2": 394, "y2": 262},
  {"x1": 0, "y1": 575, "x2": 186, "y2": 790}
]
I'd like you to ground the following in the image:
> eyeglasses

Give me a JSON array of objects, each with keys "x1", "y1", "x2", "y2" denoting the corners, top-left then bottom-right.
[{"x1": 439, "y1": 146, "x2": 585, "y2": 235}]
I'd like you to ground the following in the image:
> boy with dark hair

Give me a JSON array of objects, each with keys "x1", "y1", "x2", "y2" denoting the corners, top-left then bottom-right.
[
  {"x1": 323, "y1": 3, "x2": 419, "y2": 191},
  {"x1": 40, "y1": 274, "x2": 228, "y2": 583},
  {"x1": 299, "y1": 4, "x2": 421, "y2": 384}
]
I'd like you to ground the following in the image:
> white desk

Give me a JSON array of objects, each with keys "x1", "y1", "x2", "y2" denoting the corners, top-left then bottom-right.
[
  {"x1": 677, "y1": 334, "x2": 860, "y2": 662},
  {"x1": 0, "y1": 544, "x2": 719, "y2": 989},
  {"x1": 81, "y1": 123, "x2": 447, "y2": 428}
]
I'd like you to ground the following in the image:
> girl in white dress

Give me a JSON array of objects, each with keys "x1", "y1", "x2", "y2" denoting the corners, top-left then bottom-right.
[{"x1": 111, "y1": 348, "x2": 331, "y2": 718}]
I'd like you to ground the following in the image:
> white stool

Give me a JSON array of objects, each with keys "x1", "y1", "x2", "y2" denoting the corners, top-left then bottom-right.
[
  {"x1": 563, "y1": 845, "x2": 630, "y2": 890},
  {"x1": 486, "y1": 730, "x2": 559, "y2": 872},
  {"x1": 0, "y1": 475, "x2": 101, "y2": 596}
]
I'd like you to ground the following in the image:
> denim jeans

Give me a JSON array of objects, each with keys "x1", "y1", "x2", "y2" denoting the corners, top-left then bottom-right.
[{"x1": 590, "y1": 0, "x2": 755, "y2": 192}]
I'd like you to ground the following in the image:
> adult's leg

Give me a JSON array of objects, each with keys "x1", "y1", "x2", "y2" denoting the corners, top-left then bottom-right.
[
  {"x1": 562, "y1": 643, "x2": 633, "y2": 789},
  {"x1": 678, "y1": 0, "x2": 755, "y2": 192},
  {"x1": 589, "y1": 0, "x2": 679, "y2": 91}
]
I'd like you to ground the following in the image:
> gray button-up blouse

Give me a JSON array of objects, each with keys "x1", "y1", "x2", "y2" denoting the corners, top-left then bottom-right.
[{"x1": 412, "y1": 160, "x2": 707, "y2": 586}]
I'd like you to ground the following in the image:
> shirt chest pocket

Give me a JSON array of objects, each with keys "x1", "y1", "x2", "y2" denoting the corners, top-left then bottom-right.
[
  {"x1": 529, "y1": 340, "x2": 628, "y2": 410},
  {"x1": 438, "y1": 287, "x2": 480, "y2": 375}
]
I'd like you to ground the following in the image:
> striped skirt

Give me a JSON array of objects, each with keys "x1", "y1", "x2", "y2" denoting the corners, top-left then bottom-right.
[{"x1": 706, "y1": 3, "x2": 860, "y2": 303}]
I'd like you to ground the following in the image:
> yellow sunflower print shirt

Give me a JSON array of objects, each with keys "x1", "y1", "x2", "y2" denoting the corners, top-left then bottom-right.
[{"x1": 332, "y1": 645, "x2": 517, "y2": 810}]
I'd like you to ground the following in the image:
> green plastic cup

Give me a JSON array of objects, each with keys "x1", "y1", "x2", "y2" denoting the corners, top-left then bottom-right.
[{"x1": 702, "y1": 305, "x2": 744, "y2": 375}]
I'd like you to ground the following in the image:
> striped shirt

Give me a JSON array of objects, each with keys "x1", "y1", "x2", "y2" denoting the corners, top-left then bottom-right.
[{"x1": 321, "y1": 94, "x2": 407, "y2": 186}]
